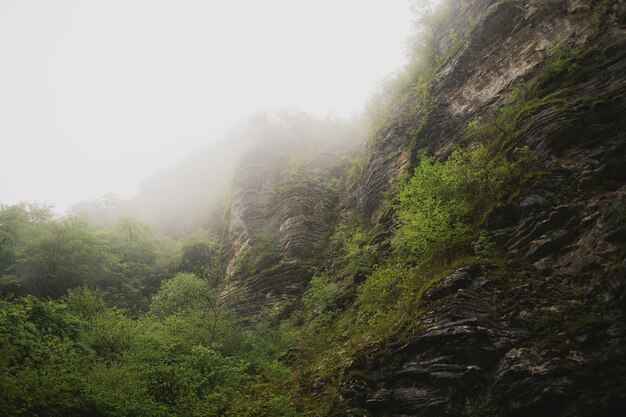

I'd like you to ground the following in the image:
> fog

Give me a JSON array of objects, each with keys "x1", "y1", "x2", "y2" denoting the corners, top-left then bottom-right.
[{"x1": 0, "y1": 0, "x2": 414, "y2": 213}]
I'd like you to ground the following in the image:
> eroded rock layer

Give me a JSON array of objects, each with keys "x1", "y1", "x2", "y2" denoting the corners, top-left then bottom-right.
[{"x1": 225, "y1": 141, "x2": 349, "y2": 312}]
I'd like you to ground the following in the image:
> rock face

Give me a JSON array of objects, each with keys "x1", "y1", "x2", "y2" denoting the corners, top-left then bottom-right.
[
  {"x1": 357, "y1": 0, "x2": 617, "y2": 223},
  {"x1": 349, "y1": 262, "x2": 626, "y2": 417},
  {"x1": 224, "y1": 141, "x2": 349, "y2": 312},
  {"x1": 337, "y1": 0, "x2": 626, "y2": 416},
  {"x1": 355, "y1": 0, "x2": 497, "y2": 223}
]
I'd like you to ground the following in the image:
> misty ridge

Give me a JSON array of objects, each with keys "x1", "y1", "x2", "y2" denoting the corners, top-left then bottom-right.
[
  {"x1": 0, "y1": 0, "x2": 435, "y2": 301},
  {"x1": 67, "y1": 111, "x2": 368, "y2": 238},
  {"x1": 1, "y1": 0, "x2": 414, "y2": 212}
]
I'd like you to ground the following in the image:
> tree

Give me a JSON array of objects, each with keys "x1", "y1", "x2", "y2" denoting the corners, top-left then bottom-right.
[
  {"x1": 8, "y1": 217, "x2": 104, "y2": 297},
  {"x1": 148, "y1": 272, "x2": 211, "y2": 318},
  {"x1": 179, "y1": 239, "x2": 220, "y2": 278}
]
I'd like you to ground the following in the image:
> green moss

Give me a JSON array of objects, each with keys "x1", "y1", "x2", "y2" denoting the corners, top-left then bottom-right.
[{"x1": 536, "y1": 314, "x2": 608, "y2": 351}]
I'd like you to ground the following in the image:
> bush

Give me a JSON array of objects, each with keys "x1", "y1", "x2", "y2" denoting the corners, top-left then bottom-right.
[
  {"x1": 233, "y1": 233, "x2": 281, "y2": 277},
  {"x1": 229, "y1": 394, "x2": 299, "y2": 417},
  {"x1": 303, "y1": 274, "x2": 343, "y2": 317},
  {"x1": 391, "y1": 145, "x2": 520, "y2": 266},
  {"x1": 357, "y1": 264, "x2": 412, "y2": 318},
  {"x1": 83, "y1": 308, "x2": 135, "y2": 360},
  {"x1": 330, "y1": 222, "x2": 375, "y2": 276},
  {"x1": 179, "y1": 239, "x2": 221, "y2": 278},
  {"x1": 149, "y1": 273, "x2": 211, "y2": 318},
  {"x1": 63, "y1": 286, "x2": 107, "y2": 319}
]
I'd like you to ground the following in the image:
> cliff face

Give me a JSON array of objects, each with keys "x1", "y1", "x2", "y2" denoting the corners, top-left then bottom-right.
[
  {"x1": 223, "y1": 0, "x2": 626, "y2": 415},
  {"x1": 358, "y1": 0, "x2": 610, "y2": 223},
  {"x1": 341, "y1": 1, "x2": 626, "y2": 416},
  {"x1": 224, "y1": 139, "x2": 354, "y2": 312}
]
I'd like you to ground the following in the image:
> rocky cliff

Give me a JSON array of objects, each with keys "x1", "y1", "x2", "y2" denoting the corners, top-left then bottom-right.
[
  {"x1": 342, "y1": 1, "x2": 626, "y2": 415},
  {"x1": 224, "y1": 124, "x2": 362, "y2": 312},
  {"x1": 223, "y1": 1, "x2": 626, "y2": 415}
]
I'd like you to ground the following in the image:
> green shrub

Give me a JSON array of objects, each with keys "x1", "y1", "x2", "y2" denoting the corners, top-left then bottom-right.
[
  {"x1": 357, "y1": 263, "x2": 412, "y2": 318},
  {"x1": 63, "y1": 286, "x2": 107, "y2": 319},
  {"x1": 149, "y1": 272, "x2": 211, "y2": 318},
  {"x1": 83, "y1": 308, "x2": 135, "y2": 360},
  {"x1": 303, "y1": 274, "x2": 343, "y2": 316},
  {"x1": 233, "y1": 233, "x2": 281, "y2": 277},
  {"x1": 392, "y1": 144, "x2": 522, "y2": 266},
  {"x1": 330, "y1": 222, "x2": 375, "y2": 276},
  {"x1": 229, "y1": 394, "x2": 299, "y2": 417},
  {"x1": 179, "y1": 239, "x2": 221, "y2": 278},
  {"x1": 185, "y1": 345, "x2": 249, "y2": 396}
]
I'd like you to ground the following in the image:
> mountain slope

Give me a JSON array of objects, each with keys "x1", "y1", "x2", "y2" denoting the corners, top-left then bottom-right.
[{"x1": 223, "y1": 1, "x2": 626, "y2": 415}]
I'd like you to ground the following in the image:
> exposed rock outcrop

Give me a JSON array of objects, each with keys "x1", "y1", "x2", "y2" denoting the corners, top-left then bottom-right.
[
  {"x1": 224, "y1": 142, "x2": 352, "y2": 312},
  {"x1": 346, "y1": 260, "x2": 626, "y2": 416}
]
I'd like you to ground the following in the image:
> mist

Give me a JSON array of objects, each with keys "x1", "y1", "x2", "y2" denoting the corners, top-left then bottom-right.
[{"x1": 0, "y1": 0, "x2": 414, "y2": 213}]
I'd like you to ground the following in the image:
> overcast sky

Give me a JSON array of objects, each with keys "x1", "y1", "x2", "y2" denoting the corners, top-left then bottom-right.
[{"x1": 0, "y1": 0, "x2": 414, "y2": 211}]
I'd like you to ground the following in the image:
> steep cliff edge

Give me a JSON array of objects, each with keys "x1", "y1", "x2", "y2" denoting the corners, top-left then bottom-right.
[{"x1": 222, "y1": 1, "x2": 626, "y2": 415}]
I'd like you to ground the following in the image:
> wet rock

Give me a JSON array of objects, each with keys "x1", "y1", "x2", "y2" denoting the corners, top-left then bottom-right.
[{"x1": 423, "y1": 267, "x2": 477, "y2": 301}]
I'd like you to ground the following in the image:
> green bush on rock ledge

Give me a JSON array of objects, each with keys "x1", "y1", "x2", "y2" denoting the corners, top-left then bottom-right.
[{"x1": 392, "y1": 144, "x2": 529, "y2": 266}]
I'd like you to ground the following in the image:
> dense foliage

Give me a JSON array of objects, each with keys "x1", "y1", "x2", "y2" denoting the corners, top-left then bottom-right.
[
  {"x1": 0, "y1": 202, "x2": 303, "y2": 416},
  {"x1": 0, "y1": 282, "x2": 299, "y2": 416},
  {"x1": 0, "y1": 204, "x2": 180, "y2": 310},
  {"x1": 0, "y1": 143, "x2": 535, "y2": 417},
  {"x1": 392, "y1": 144, "x2": 529, "y2": 265}
]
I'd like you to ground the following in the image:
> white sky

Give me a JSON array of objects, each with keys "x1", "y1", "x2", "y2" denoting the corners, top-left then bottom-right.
[{"x1": 0, "y1": 0, "x2": 414, "y2": 211}]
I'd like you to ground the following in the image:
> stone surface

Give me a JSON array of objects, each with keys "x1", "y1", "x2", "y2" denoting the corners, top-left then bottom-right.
[{"x1": 224, "y1": 142, "x2": 350, "y2": 312}]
